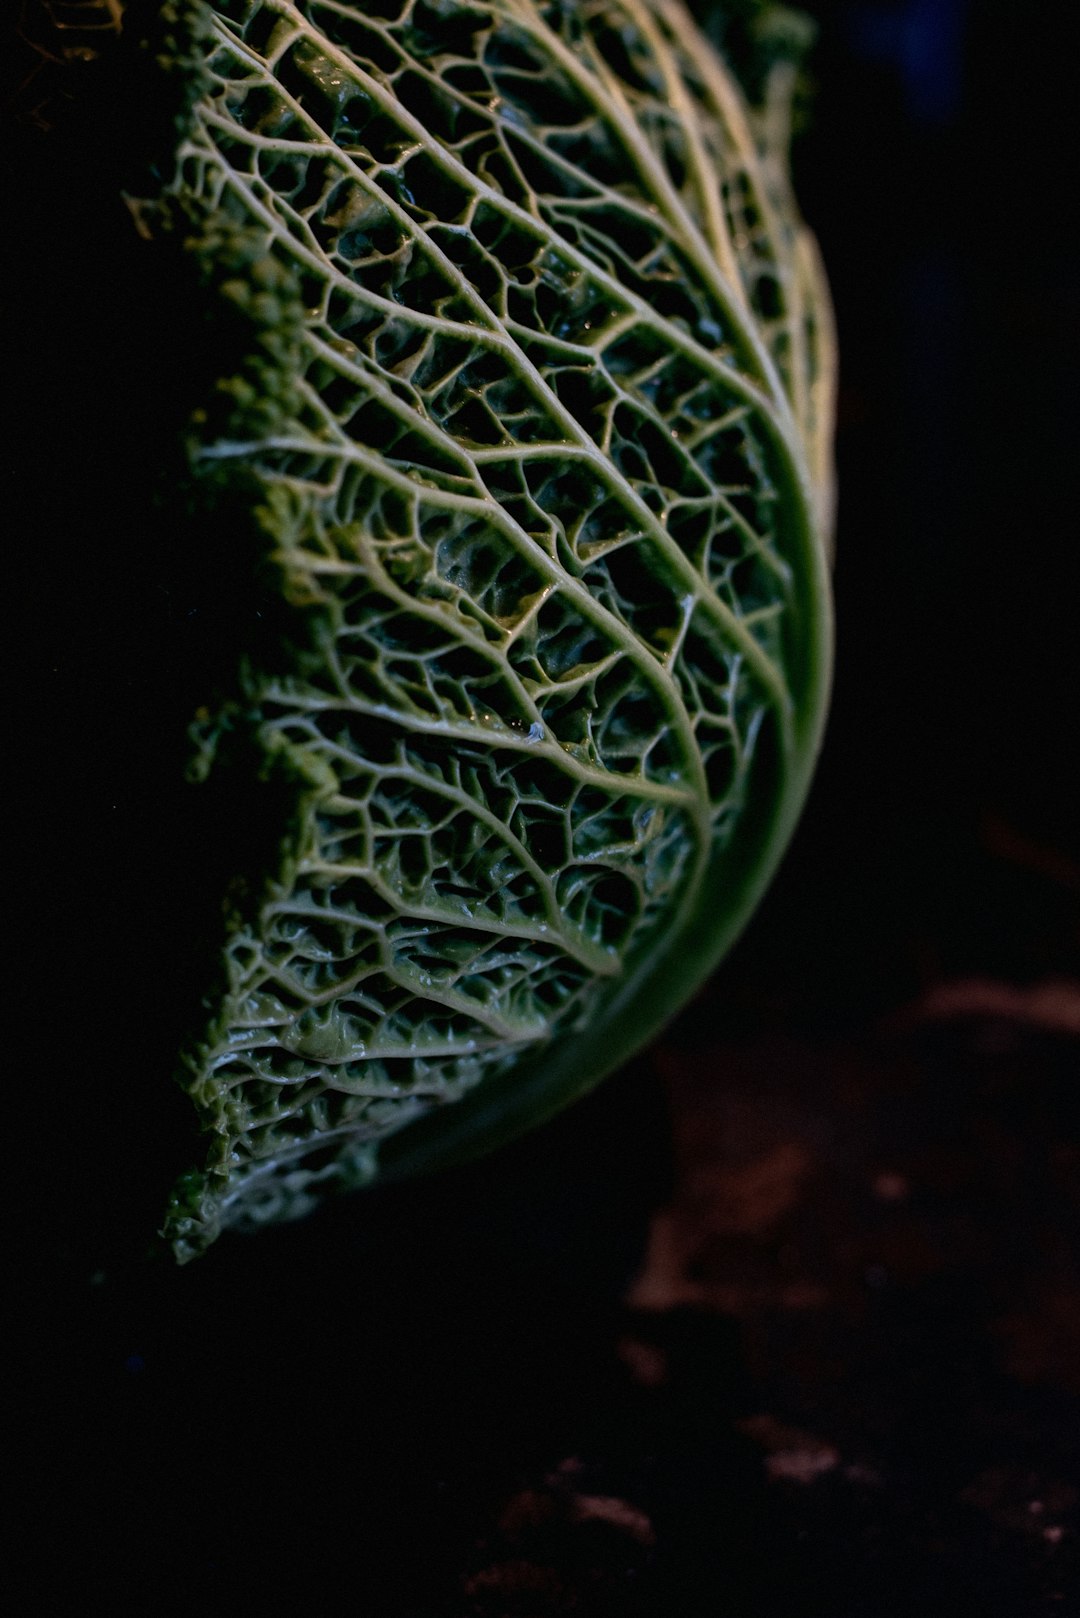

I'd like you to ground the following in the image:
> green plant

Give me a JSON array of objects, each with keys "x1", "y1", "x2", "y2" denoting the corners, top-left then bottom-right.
[{"x1": 103, "y1": 0, "x2": 835, "y2": 1257}]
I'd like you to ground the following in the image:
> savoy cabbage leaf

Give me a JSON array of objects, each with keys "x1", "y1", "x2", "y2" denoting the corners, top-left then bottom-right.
[{"x1": 140, "y1": 0, "x2": 835, "y2": 1259}]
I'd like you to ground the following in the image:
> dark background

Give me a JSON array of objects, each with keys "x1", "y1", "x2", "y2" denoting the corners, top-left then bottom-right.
[{"x1": 7, "y1": 1, "x2": 1079, "y2": 1611}]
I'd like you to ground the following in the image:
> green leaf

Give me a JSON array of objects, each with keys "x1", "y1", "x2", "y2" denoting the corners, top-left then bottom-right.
[{"x1": 157, "y1": 0, "x2": 834, "y2": 1259}]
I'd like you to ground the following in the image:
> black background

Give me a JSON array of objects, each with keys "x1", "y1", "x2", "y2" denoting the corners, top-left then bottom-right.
[{"x1": 6, "y1": 2, "x2": 1079, "y2": 1611}]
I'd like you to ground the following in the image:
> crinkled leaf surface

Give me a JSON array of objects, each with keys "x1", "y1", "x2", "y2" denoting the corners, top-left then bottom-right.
[{"x1": 162, "y1": 0, "x2": 834, "y2": 1258}]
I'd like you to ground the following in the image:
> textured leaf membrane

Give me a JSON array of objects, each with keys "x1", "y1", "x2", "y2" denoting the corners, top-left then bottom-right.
[{"x1": 155, "y1": 0, "x2": 834, "y2": 1258}]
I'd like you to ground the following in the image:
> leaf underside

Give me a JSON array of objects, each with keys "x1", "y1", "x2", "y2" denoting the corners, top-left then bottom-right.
[{"x1": 160, "y1": 0, "x2": 834, "y2": 1259}]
